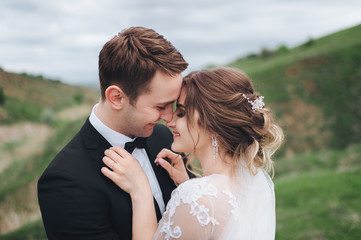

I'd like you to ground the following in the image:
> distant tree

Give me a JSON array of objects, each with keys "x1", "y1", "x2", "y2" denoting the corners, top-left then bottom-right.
[
  {"x1": 260, "y1": 48, "x2": 274, "y2": 59},
  {"x1": 302, "y1": 38, "x2": 315, "y2": 48},
  {"x1": 246, "y1": 53, "x2": 258, "y2": 59},
  {"x1": 73, "y1": 92, "x2": 84, "y2": 104},
  {"x1": 0, "y1": 86, "x2": 5, "y2": 105},
  {"x1": 51, "y1": 79, "x2": 62, "y2": 84},
  {"x1": 277, "y1": 44, "x2": 289, "y2": 54}
]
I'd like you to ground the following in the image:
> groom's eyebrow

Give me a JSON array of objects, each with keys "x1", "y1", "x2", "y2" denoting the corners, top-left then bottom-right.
[{"x1": 156, "y1": 100, "x2": 175, "y2": 106}]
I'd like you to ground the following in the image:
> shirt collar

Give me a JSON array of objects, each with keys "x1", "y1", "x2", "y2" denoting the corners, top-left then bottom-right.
[{"x1": 89, "y1": 103, "x2": 134, "y2": 147}]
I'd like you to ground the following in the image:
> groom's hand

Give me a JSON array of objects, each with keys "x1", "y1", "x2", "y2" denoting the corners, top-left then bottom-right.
[{"x1": 155, "y1": 148, "x2": 189, "y2": 186}]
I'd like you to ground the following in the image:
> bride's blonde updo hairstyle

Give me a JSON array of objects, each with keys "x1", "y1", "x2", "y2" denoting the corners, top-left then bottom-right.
[{"x1": 182, "y1": 67, "x2": 284, "y2": 177}]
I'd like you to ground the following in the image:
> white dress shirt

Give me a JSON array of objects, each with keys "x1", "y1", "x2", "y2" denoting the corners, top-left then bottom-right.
[{"x1": 89, "y1": 104, "x2": 165, "y2": 214}]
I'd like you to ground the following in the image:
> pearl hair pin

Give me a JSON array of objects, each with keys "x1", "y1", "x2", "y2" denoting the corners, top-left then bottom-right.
[{"x1": 242, "y1": 94, "x2": 265, "y2": 111}]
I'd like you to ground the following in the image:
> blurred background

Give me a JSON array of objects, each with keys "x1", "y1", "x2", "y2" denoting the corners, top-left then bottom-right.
[{"x1": 0, "y1": 0, "x2": 360, "y2": 239}]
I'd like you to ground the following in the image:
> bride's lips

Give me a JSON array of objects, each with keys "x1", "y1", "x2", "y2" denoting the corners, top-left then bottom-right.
[{"x1": 173, "y1": 131, "x2": 180, "y2": 139}]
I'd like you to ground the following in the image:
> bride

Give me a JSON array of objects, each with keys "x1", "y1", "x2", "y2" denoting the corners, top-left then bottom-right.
[{"x1": 101, "y1": 67, "x2": 284, "y2": 240}]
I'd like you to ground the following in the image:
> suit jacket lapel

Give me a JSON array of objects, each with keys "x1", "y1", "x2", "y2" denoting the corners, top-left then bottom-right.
[
  {"x1": 80, "y1": 118, "x2": 112, "y2": 165},
  {"x1": 80, "y1": 118, "x2": 165, "y2": 220}
]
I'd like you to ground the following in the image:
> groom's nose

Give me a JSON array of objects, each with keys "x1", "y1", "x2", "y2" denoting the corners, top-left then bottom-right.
[
  {"x1": 166, "y1": 115, "x2": 176, "y2": 128},
  {"x1": 160, "y1": 104, "x2": 173, "y2": 123}
]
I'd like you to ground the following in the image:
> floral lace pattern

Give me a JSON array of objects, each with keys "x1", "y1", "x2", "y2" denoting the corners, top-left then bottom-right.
[
  {"x1": 154, "y1": 170, "x2": 276, "y2": 240},
  {"x1": 222, "y1": 190, "x2": 239, "y2": 219},
  {"x1": 159, "y1": 177, "x2": 219, "y2": 239}
]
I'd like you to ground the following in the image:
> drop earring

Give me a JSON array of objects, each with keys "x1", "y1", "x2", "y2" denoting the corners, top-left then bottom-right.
[{"x1": 212, "y1": 134, "x2": 218, "y2": 161}]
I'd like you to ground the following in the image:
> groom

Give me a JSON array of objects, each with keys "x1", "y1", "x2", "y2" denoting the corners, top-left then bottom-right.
[{"x1": 38, "y1": 27, "x2": 188, "y2": 239}]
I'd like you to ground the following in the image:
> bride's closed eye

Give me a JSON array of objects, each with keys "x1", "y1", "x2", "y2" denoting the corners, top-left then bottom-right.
[
  {"x1": 177, "y1": 110, "x2": 185, "y2": 118},
  {"x1": 175, "y1": 103, "x2": 185, "y2": 118}
]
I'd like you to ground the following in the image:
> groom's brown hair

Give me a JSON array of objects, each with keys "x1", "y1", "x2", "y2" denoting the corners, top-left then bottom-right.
[{"x1": 99, "y1": 27, "x2": 188, "y2": 104}]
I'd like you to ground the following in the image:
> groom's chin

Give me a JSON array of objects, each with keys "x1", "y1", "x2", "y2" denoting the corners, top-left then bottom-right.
[
  {"x1": 141, "y1": 129, "x2": 154, "y2": 138},
  {"x1": 143, "y1": 126, "x2": 155, "y2": 137},
  {"x1": 144, "y1": 123, "x2": 156, "y2": 135}
]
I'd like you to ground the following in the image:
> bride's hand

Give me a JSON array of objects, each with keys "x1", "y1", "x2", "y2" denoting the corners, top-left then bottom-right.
[
  {"x1": 101, "y1": 146, "x2": 150, "y2": 197},
  {"x1": 155, "y1": 148, "x2": 189, "y2": 186}
]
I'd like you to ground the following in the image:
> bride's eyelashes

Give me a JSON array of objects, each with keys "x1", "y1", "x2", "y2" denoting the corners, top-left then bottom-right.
[
  {"x1": 175, "y1": 103, "x2": 186, "y2": 118},
  {"x1": 177, "y1": 110, "x2": 185, "y2": 118}
]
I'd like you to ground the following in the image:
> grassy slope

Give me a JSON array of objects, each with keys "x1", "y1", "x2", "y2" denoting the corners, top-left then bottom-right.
[
  {"x1": 230, "y1": 24, "x2": 361, "y2": 239},
  {"x1": 0, "y1": 69, "x2": 97, "y2": 123},
  {"x1": 275, "y1": 144, "x2": 361, "y2": 240},
  {"x1": 0, "y1": 70, "x2": 98, "y2": 238},
  {"x1": 228, "y1": 24, "x2": 361, "y2": 239},
  {"x1": 0, "y1": 118, "x2": 86, "y2": 240},
  {"x1": 0, "y1": 219, "x2": 47, "y2": 240},
  {"x1": 228, "y1": 24, "x2": 361, "y2": 151}
]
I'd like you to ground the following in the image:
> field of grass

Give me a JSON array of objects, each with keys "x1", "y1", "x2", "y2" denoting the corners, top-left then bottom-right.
[
  {"x1": 0, "y1": 219, "x2": 46, "y2": 240},
  {"x1": 0, "y1": 69, "x2": 98, "y2": 237},
  {"x1": 276, "y1": 168, "x2": 361, "y2": 239},
  {"x1": 0, "y1": 69, "x2": 97, "y2": 124},
  {"x1": 274, "y1": 143, "x2": 361, "y2": 239},
  {"x1": 0, "y1": 119, "x2": 85, "y2": 240}
]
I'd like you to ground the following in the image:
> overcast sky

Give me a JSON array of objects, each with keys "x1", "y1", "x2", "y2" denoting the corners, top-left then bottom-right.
[{"x1": 1, "y1": 0, "x2": 360, "y2": 86}]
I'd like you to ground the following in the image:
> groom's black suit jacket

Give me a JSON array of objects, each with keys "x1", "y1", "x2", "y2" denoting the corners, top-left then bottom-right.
[{"x1": 38, "y1": 118, "x2": 177, "y2": 240}]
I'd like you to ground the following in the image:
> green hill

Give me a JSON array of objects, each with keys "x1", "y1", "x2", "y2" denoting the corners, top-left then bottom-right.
[
  {"x1": 0, "y1": 70, "x2": 98, "y2": 238},
  {"x1": 226, "y1": 24, "x2": 361, "y2": 240},
  {"x1": 0, "y1": 119, "x2": 84, "y2": 240},
  {"x1": 229, "y1": 25, "x2": 361, "y2": 240},
  {"x1": 228, "y1": 23, "x2": 361, "y2": 152},
  {"x1": 0, "y1": 69, "x2": 97, "y2": 124},
  {"x1": 275, "y1": 143, "x2": 361, "y2": 239}
]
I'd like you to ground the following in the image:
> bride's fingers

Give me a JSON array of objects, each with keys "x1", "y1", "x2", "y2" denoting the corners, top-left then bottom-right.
[
  {"x1": 157, "y1": 149, "x2": 181, "y2": 165},
  {"x1": 157, "y1": 148, "x2": 177, "y2": 159},
  {"x1": 102, "y1": 156, "x2": 116, "y2": 170},
  {"x1": 104, "y1": 149, "x2": 124, "y2": 164},
  {"x1": 101, "y1": 166, "x2": 119, "y2": 182},
  {"x1": 110, "y1": 146, "x2": 132, "y2": 158},
  {"x1": 155, "y1": 157, "x2": 174, "y2": 176}
]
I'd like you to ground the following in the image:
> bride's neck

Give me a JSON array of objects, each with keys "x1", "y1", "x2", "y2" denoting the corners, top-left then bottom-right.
[{"x1": 196, "y1": 147, "x2": 232, "y2": 177}]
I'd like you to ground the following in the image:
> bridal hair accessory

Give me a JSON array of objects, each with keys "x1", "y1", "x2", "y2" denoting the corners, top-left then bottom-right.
[
  {"x1": 212, "y1": 134, "x2": 218, "y2": 161},
  {"x1": 242, "y1": 94, "x2": 265, "y2": 111}
]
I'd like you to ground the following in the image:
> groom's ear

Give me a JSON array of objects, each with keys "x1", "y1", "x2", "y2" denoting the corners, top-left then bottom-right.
[{"x1": 105, "y1": 85, "x2": 129, "y2": 110}]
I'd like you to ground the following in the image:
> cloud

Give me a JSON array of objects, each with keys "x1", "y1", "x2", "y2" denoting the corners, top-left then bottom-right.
[{"x1": 0, "y1": 0, "x2": 360, "y2": 85}]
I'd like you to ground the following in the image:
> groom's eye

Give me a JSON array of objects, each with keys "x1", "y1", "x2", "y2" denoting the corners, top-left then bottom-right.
[{"x1": 157, "y1": 106, "x2": 166, "y2": 110}]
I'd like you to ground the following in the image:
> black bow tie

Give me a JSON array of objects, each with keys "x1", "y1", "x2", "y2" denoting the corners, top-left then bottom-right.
[{"x1": 124, "y1": 137, "x2": 148, "y2": 154}]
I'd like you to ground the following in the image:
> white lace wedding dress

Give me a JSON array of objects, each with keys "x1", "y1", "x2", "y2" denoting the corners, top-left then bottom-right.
[{"x1": 153, "y1": 164, "x2": 275, "y2": 240}]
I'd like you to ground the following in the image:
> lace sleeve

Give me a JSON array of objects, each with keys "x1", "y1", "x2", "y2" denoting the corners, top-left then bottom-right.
[
  {"x1": 153, "y1": 170, "x2": 276, "y2": 240},
  {"x1": 153, "y1": 177, "x2": 231, "y2": 240}
]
